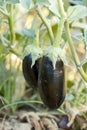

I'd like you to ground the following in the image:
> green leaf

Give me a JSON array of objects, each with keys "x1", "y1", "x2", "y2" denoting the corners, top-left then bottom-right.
[
  {"x1": 72, "y1": 32, "x2": 83, "y2": 41},
  {"x1": 22, "y1": 29, "x2": 35, "y2": 39},
  {"x1": 65, "y1": 94, "x2": 74, "y2": 101},
  {"x1": 47, "y1": 0, "x2": 60, "y2": 17},
  {"x1": 0, "y1": 0, "x2": 4, "y2": 6},
  {"x1": 35, "y1": 0, "x2": 49, "y2": 5},
  {"x1": 67, "y1": 5, "x2": 87, "y2": 22},
  {"x1": 6, "y1": 0, "x2": 20, "y2": 4},
  {"x1": 72, "y1": 22, "x2": 87, "y2": 29},
  {"x1": 69, "y1": 0, "x2": 83, "y2": 5},
  {"x1": 23, "y1": 44, "x2": 43, "y2": 66},
  {"x1": 20, "y1": 0, "x2": 31, "y2": 9}
]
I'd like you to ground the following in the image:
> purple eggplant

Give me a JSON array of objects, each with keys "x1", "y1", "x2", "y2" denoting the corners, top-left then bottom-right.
[
  {"x1": 22, "y1": 54, "x2": 39, "y2": 88},
  {"x1": 38, "y1": 56, "x2": 65, "y2": 109}
]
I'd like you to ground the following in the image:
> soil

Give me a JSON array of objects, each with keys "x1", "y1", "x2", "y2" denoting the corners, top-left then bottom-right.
[{"x1": 0, "y1": 107, "x2": 87, "y2": 130}]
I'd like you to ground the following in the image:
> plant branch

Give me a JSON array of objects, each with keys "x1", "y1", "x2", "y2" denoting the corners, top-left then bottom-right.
[
  {"x1": 54, "y1": 17, "x2": 65, "y2": 47},
  {"x1": 57, "y1": 0, "x2": 66, "y2": 17},
  {"x1": 53, "y1": 0, "x2": 66, "y2": 47},
  {"x1": 65, "y1": 21, "x2": 87, "y2": 82},
  {"x1": 8, "y1": 5, "x2": 15, "y2": 44},
  {"x1": 36, "y1": 6, "x2": 54, "y2": 45},
  {"x1": 57, "y1": 0, "x2": 87, "y2": 82},
  {"x1": 0, "y1": 8, "x2": 9, "y2": 17},
  {"x1": 9, "y1": 48, "x2": 21, "y2": 57},
  {"x1": 35, "y1": 29, "x2": 39, "y2": 47},
  {"x1": 65, "y1": 22, "x2": 80, "y2": 64}
]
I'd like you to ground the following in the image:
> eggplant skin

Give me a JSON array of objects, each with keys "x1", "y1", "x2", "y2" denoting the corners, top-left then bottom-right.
[
  {"x1": 38, "y1": 56, "x2": 65, "y2": 109},
  {"x1": 22, "y1": 54, "x2": 39, "y2": 88}
]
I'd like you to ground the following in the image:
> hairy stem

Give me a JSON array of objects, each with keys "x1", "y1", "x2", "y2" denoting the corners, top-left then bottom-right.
[
  {"x1": 57, "y1": 0, "x2": 66, "y2": 17},
  {"x1": 8, "y1": 5, "x2": 15, "y2": 44},
  {"x1": 36, "y1": 6, "x2": 54, "y2": 45},
  {"x1": 65, "y1": 21, "x2": 87, "y2": 81},
  {"x1": 0, "y1": 8, "x2": 9, "y2": 17},
  {"x1": 54, "y1": 17, "x2": 65, "y2": 47},
  {"x1": 10, "y1": 48, "x2": 21, "y2": 57},
  {"x1": 58, "y1": 0, "x2": 87, "y2": 82}
]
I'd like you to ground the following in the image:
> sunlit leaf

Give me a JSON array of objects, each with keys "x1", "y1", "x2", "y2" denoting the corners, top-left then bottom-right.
[
  {"x1": 72, "y1": 22, "x2": 87, "y2": 29},
  {"x1": 65, "y1": 94, "x2": 74, "y2": 101},
  {"x1": 6, "y1": 0, "x2": 20, "y2": 4},
  {"x1": 67, "y1": 5, "x2": 87, "y2": 22},
  {"x1": 47, "y1": 0, "x2": 60, "y2": 17},
  {"x1": 20, "y1": 0, "x2": 31, "y2": 9},
  {"x1": 0, "y1": 0, "x2": 4, "y2": 6},
  {"x1": 72, "y1": 32, "x2": 83, "y2": 41},
  {"x1": 35, "y1": 0, "x2": 49, "y2": 6},
  {"x1": 69, "y1": 0, "x2": 83, "y2": 5},
  {"x1": 22, "y1": 28, "x2": 35, "y2": 39}
]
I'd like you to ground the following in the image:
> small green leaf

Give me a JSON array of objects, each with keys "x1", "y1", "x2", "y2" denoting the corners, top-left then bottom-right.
[
  {"x1": 22, "y1": 29, "x2": 35, "y2": 39},
  {"x1": 47, "y1": 0, "x2": 60, "y2": 17},
  {"x1": 23, "y1": 45, "x2": 43, "y2": 66},
  {"x1": 72, "y1": 32, "x2": 83, "y2": 41},
  {"x1": 72, "y1": 22, "x2": 87, "y2": 29},
  {"x1": 65, "y1": 94, "x2": 74, "y2": 101},
  {"x1": 0, "y1": 0, "x2": 4, "y2": 6},
  {"x1": 35, "y1": 0, "x2": 49, "y2": 5},
  {"x1": 6, "y1": 0, "x2": 20, "y2": 4},
  {"x1": 20, "y1": 0, "x2": 31, "y2": 9},
  {"x1": 69, "y1": 0, "x2": 83, "y2": 5},
  {"x1": 67, "y1": 5, "x2": 87, "y2": 22}
]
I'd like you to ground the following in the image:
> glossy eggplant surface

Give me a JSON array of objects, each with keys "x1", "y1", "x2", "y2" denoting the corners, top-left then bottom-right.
[
  {"x1": 22, "y1": 54, "x2": 39, "y2": 88},
  {"x1": 38, "y1": 56, "x2": 65, "y2": 109}
]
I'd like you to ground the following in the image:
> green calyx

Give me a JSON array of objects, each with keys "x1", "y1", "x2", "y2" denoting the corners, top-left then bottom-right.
[
  {"x1": 23, "y1": 44, "x2": 43, "y2": 67},
  {"x1": 44, "y1": 46, "x2": 68, "y2": 67}
]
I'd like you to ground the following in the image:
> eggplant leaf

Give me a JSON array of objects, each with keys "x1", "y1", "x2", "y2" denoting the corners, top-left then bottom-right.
[
  {"x1": 22, "y1": 29, "x2": 35, "y2": 39},
  {"x1": 20, "y1": 0, "x2": 31, "y2": 9},
  {"x1": 6, "y1": 0, "x2": 20, "y2": 4},
  {"x1": 67, "y1": 5, "x2": 87, "y2": 22},
  {"x1": 72, "y1": 22, "x2": 87, "y2": 29},
  {"x1": 35, "y1": 0, "x2": 49, "y2": 6},
  {"x1": 47, "y1": 0, "x2": 60, "y2": 17}
]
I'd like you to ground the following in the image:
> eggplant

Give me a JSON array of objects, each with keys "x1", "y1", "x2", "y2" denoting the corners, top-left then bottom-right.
[
  {"x1": 38, "y1": 56, "x2": 65, "y2": 109},
  {"x1": 22, "y1": 54, "x2": 39, "y2": 88}
]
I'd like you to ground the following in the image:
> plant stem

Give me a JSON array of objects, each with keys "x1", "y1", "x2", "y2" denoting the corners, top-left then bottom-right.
[
  {"x1": 8, "y1": 5, "x2": 15, "y2": 44},
  {"x1": 0, "y1": 8, "x2": 9, "y2": 17},
  {"x1": 57, "y1": 0, "x2": 66, "y2": 17},
  {"x1": 53, "y1": 0, "x2": 66, "y2": 47},
  {"x1": 65, "y1": 21, "x2": 87, "y2": 81},
  {"x1": 36, "y1": 6, "x2": 54, "y2": 45},
  {"x1": 10, "y1": 48, "x2": 21, "y2": 57},
  {"x1": 54, "y1": 17, "x2": 65, "y2": 47},
  {"x1": 35, "y1": 29, "x2": 39, "y2": 47},
  {"x1": 58, "y1": 0, "x2": 87, "y2": 82},
  {"x1": 65, "y1": 22, "x2": 80, "y2": 64}
]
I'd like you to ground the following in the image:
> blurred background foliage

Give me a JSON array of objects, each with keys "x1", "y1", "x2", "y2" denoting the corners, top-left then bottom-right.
[{"x1": 0, "y1": 0, "x2": 87, "y2": 113}]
